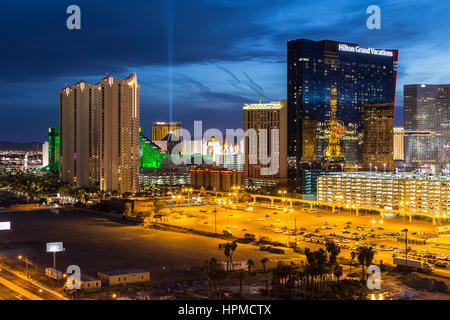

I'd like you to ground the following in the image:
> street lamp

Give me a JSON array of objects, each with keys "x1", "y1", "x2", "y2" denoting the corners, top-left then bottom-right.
[
  {"x1": 370, "y1": 163, "x2": 372, "y2": 172},
  {"x1": 384, "y1": 163, "x2": 387, "y2": 173},
  {"x1": 372, "y1": 219, "x2": 383, "y2": 244},
  {"x1": 402, "y1": 228, "x2": 408, "y2": 267},
  {"x1": 18, "y1": 255, "x2": 32, "y2": 278}
]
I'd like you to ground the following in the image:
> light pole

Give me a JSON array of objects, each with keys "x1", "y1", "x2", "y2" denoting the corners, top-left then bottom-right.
[
  {"x1": 370, "y1": 163, "x2": 372, "y2": 172},
  {"x1": 372, "y1": 219, "x2": 383, "y2": 245},
  {"x1": 18, "y1": 255, "x2": 32, "y2": 278},
  {"x1": 402, "y1": 228, "x2": 408, "y2": 267},
  {"x1": 384, "y1": 163, "x2": 386, "y2": 173}
]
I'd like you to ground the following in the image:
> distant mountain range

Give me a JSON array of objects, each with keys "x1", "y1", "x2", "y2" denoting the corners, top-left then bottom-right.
[{"x1": 0, "y1": 141, "x2": 43, "y2": 151}]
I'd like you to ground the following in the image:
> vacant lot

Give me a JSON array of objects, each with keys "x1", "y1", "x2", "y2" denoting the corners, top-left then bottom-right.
[{"x1": 0, "y1": 209, "x2": 279, "y2": 282}]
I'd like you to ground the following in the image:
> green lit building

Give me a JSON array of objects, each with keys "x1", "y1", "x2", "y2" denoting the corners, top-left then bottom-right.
[
  {"x1": 48, "y1": 127, "x2": 60, "y2": 172},
  {"x1": 139, "y1": 129, "x2": 167, "y2": 168}
]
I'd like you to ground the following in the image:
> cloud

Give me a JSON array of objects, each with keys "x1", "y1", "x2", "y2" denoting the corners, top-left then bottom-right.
[{"x1": 1, "y1": 0, "x2": 450, "y2": 140}]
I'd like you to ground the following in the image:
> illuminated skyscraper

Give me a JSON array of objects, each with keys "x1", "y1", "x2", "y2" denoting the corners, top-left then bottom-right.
[
  {"x1": 42, "y1": 141, "x2": 49, "y2": 168},
  {"x1": 287, "y1": 38, "x2": 398, "y2": 192},
  {"x1": 404, "y1": 84, "x2": 450, "y2": 172},
  {"x1": 48, "y1": 127, "x2": 59, "y2": 172},
  {"x1": 243, "y1": 100, "x2": 287, "y2": 186},
  {"x1": 393, "y1": 127, "x2": 404, "y2": 161},
  {"x1": 60, "y1": 81, "x2": 98, "y2": 187},
  {"x1": 59, "y1": 73, "x2": 140, "y2": 193},
  {"x1": 98, "y1": 73, "x2": 140, "y2": 193},
  {"x1": 152, "y1": 121, "x2": 182, "y2": 141},
  {"x1": 362, "y1": 103, "x2": 394, "y2": 171}
]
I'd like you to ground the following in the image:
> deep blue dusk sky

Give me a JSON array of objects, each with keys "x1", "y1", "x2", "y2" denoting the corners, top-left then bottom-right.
[{"x1": 1, "y1": 0, "x2": 449, "y2": 142}]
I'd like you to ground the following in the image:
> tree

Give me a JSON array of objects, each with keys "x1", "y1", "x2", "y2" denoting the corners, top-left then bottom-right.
[
  {"x1": 229, "y1": 241, "x2": 237, "y2": 270},
  {"x1": 356, "y1": 246, "x2": 376, "y2": 281},
  {"x1": 58, "y1": 186, "x2": 71, "y2": 204},
  {"x1": 333, "y1": 264, "x2": 343, "y2": 282},
  {"x1": 246, "y1": 259, "x2": 254, "y2": 276},
  {"x1": 325, "y1": 240, "x2": 340, "y2": 280},
  {"x1": 237, "y1": 270, "x2": 247, "y2": 297},
  {"x1": 350, "y1": 251, "x2": 357, "y2": 275},
  {"x1": 261, "y1": 258, "x2": 269, "y2": 295},
  {"x1": 204, "y1": 258, "x2": 225, "y2": 298},
  {"x1": 304, "y1": 248, "x2": 329, "y2": 297},
  {"x1": 224, "y1": 244, "x2": 231, "y2": 272}
]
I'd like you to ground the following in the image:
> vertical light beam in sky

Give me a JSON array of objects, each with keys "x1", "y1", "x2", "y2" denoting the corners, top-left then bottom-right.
[{"x1": 167, "y1": 0, "x2": 174, "y2": 123}]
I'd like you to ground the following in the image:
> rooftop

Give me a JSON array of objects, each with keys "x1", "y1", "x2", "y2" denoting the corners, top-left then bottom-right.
[{"x1": 99, "y1": 268, "x2": 149, "y2": 276}]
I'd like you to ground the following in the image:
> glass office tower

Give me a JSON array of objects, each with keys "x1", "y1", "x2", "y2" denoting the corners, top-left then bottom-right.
[
  {"x1": 287, "y1": 39, "x2": 398, "y2": 192},
  {"x1": 404, "y1": 84, "x2": 450, "y2": 173}
]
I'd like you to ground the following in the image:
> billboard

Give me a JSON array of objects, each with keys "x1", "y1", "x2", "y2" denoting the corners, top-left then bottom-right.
[
  {"x1": 0, "y1": 222, "x2": 11, "y2": 231},
  {"x1": 46, "y1": 242, "x2": 64, "y2": 252}
]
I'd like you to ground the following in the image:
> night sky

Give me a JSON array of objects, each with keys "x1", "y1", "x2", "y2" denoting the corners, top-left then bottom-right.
[{"x1": 1, "y1": 0, "x2": 449, "y2": 142}]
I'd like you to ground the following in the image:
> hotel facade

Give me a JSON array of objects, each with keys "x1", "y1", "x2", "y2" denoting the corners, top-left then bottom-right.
[
  {"x1": 317, "y1": 172, "x2": 450, "y2": 221},
  {"x1": 404, "y1": 84, "x2": 450, "y2": 172},
  {"x1": 243, "y1": 100, "x2": 288, "y2": 186},
  {"x1": 287, "y1": 39, "x2": 398, "y2": 192},
  {"x1": 59, "y1": 73, "x2": 140, "y2": 193}
]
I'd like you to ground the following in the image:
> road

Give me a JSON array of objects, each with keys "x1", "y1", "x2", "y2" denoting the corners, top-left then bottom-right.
[
  {"x1": 0, "y1": 266, "x2": 63, "y2": 300},
  {"x1": 0, "y1": 282, "x2": 26, "y2": 300}
]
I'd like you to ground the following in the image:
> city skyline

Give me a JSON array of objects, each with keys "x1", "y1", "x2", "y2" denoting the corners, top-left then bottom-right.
[{"x1": 1, "y1": 0, "x2": 450, "y2": 142}]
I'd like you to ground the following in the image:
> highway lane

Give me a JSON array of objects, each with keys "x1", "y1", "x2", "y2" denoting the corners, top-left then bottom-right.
[
  {"x1": 0, "y1": 282, "x2": 26, "y2": 300},
  {"x1": 0, "y1": 267, "x2": 61, "y2": 300}
]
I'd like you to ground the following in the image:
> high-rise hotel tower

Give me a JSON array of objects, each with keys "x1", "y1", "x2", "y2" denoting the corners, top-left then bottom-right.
[
  {"x1": 404, "y1": 84, "x2": 450, "y2": 172},
  {"x1": 59, "y1": 73, "x2": 140, "y2": 193},
  {"x1": 287, "y1": 39, "x2": 398, "y2": 192}
]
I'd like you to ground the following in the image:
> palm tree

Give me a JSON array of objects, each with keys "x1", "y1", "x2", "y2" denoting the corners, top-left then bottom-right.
[
  {"x1": 205, "y1": 258, "x2": 223, "y2": 298},
  {"x1": 261, "y1": 258, "x2": 269, "y2": 295},
  {"x1": 356, "y1": 246, "x2": 376, "y2": 281},
  {"x1": 325, "y1": 240, "x2": 340, "y2": 280},
  {"x1": 76, "y1": 188, "x2": 87, "y2": 204},
  {"x1": 224, "y1": 244, "x2": 231, "y2": 271},
  {"x1": 350, "y1": 251, "x2": 357, "y2": 275},
  {"x1": 58, "y1": 186, "x2": 71, "y2": 204},
  {"x1": 334, "y1": 264, "x2": 343, "y2": 282},
  {"x1": 237, "y1": 270, "x2": 247, "y2": 297},
  {"x1": 246, "y1": 259, "x2": 254, "y2": 276},
  {"x1": 229, "y1": 241, "x2": 237, "y2": 270}
]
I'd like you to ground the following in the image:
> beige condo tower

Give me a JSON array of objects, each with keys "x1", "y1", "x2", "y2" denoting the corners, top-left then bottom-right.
[{"x1": 59, "y1": 73, "x2": 140, "y2": 194}]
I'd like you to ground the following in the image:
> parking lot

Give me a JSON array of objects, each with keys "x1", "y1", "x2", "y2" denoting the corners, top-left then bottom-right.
[{"x1": 163, "y1": 202, "x2": 450, "y2": 273}]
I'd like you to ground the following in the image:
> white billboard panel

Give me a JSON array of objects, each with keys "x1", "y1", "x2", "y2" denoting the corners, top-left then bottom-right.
[
  {"x1": 46, "y1": 242, "x2": 64, "y2": 252},
  {"x1": 0, "y1": 222, "x2": 11, "y2": 231}
]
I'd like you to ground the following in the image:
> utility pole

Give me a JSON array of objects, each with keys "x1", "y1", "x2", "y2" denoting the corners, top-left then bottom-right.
[
  {"x1": 294, "y1": 217, "x2": 297, "y2": 249},
  {"x1": 215, "y1": 210, "x2": 217, "y2": 234}
]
